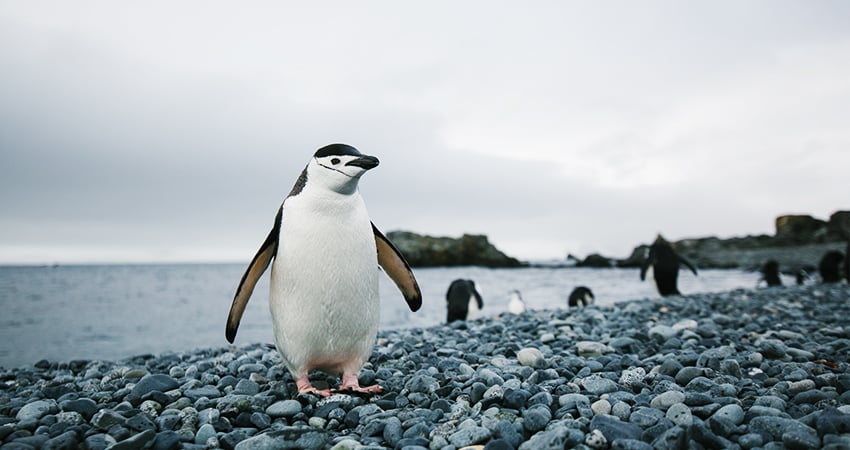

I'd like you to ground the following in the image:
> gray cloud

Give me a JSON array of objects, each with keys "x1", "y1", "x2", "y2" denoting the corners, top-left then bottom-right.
[{"x1": 2, "y1": 2, "x2": 849, "y2": 263}]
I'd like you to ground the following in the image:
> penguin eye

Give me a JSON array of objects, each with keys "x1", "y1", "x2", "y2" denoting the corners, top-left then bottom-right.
[{"x1": 331, "y1": 158, "x2": 341, "y2": 165}]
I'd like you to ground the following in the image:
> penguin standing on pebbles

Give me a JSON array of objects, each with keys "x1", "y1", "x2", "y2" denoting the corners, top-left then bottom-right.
[
  {"x1": 568, "y1": 286, "x2": 595, "y2": 307},
  {"x1": 446, "y1": 279, "x2": 483, "y2": 323},
  {"x1": 640, "y1": 235, "x2": 698, "y2": 297},
  {"x1": 226, "y1": 144, "x2": 422, "y2": 397}
]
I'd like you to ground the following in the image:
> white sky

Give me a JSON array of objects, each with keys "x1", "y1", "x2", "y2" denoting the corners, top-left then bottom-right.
[{"x1": 1, "y1": 1, "x2": 849, "y2": 264}]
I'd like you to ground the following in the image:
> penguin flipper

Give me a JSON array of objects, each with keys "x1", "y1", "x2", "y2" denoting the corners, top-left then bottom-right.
[
  {"x1": 226, "y1": 208, "x2": 282, "y2": 343},
  {"x1": 372, "y1": 223, "x2": 422, "y2": 312},
  {"x1": 679, "y1": 255, "x2": 699, "y2": 276},
  {"x1": 640, "y1": 258, "x2": 653, "y2": 281}
]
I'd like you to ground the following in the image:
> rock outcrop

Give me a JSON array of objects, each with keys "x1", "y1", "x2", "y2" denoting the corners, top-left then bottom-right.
[
  {"x1": 386, "y1": 231, "x2": 524, "y2": 268},
  {"x1": 618, "y1": 210, "x2": 849, "y2": 272}
]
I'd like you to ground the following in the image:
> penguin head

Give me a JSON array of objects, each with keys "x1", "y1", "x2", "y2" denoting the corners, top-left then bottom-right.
[{"x1": 308, "y1": 144, "x2": 380, "y2": 194}]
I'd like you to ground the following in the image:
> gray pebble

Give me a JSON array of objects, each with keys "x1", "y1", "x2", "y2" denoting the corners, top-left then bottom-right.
[
  {"x1": 448, "y1": 426, "x2": 491, "y2": 447},
  {"x1": 650, "y1": 390, "x2": 685, "y2": 409},
  {"x1": 265, "y1": 400, "x2": 302, "y2": 418},
  {"x1": 666, "y1": 403, "x2": 692, "y2": 427},
  {"x1": 517, "y1": 348, "x2": 547, "y2": 368},
  {"x1": 15, "y1": 400, "x2": 58, "y2": 421},
  {"x1": 582, "y1": 375, "x2": 620, "y2": 395},
  {"x1": 130, "y1": 374, "x2": 179, "y2": 398},
  {"x1": 711, "y1": 404, "x2": 744, "y2": 425}
]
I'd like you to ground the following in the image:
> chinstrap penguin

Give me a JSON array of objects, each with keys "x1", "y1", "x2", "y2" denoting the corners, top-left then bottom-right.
[
  {"x1": 226, "y1": 144, "x2": 422, "y2": 397},
  {"x1": 819, "y1": 250, "x2": 845, "y2": 283},
  {"x1": 758, "y1": 260, "x2": 782, "y2": 287},
  {"x1": 507, "y1": 289, "x2": 526, "y2": 314},
  {"x1": 640, "y1": 235, "x2": 698, "y2": 297},
  {"x1": 446, "y1": 279, "x2": 483, "y2": 323},
  {"x1": 568, "y1": 286, "x2": 595, "y2": 307}
]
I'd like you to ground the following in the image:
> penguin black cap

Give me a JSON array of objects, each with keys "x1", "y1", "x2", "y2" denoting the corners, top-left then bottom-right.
[{"x1": 314, "y1": 143, "x2": 362, "y2": 158}]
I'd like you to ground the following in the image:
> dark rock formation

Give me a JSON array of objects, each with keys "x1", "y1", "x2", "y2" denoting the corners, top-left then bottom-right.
[
  {"x1": 576, "y1": 253, "x2": 613, "y2": 268},
  {"x1": 617, "y1": 210, "x2": 849, "y2": 271},
  {"x1": 386, "y1": 231, "x2": 524, "y2": 268}
]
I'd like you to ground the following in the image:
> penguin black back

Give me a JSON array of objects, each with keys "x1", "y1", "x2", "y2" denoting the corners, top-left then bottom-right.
[
  {"x1": 760, "y1": 260, "x2": 782, "y2": 287},
  {"x1": 446, "y1": 279, "x2": 483, "y2": 323},
  {"x1": 819, "y1": 250, "x2": 845, "y2": 283},
  {"x1": 568, "y1": 286, "x2": 595, "y2": 307},
  {"x1": 640, "y1": 235, "x2": 698, "y2": 297}
]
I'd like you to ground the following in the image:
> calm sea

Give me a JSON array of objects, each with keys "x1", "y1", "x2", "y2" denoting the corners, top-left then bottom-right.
[{"x1": 0, "y1": 264, "x2": 778, "y2": 369}]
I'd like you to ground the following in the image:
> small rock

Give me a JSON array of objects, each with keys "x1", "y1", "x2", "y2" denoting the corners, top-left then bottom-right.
[
  {"x1": 582, "y1": 375, "x2": 619, "y2": 395},
  {"x1": 759, "y1": 339, "x2": 787, "y2": 358},
  {"x1": 619, "y1": 367, "x2": 646, "y2": 388},
  {"x1": 265, "y1": 400, "x2": 302, "y2": 418},
  {"x1": 591, "y1": 414, "x2": 642, "y2": 441},
  {"x1": 195, "y1": 423, "x2": 216, "y2": 445},
  {"x1": 650, "y1": 391, "x2": 685, "y2": 409},
  {"x1": 110, "y1": 429, "x2": 157, "y2": 450},
  {"x1": 666, "y1": 403, "x2": 693, "y2": 427},
  {"x1": 585, "y1": 429, "x2": 607, "y2": 450},
  {"x1": 448, "y1": 426, "x2": 491, "y2": 447},
  {"x1": 517, "y1": 348, "x2": 547, "y2": 368},
  {"x1": 592, "y1": 399, "x2": 612, "y2": 416},
  {"x1": 130, "y1": 374, "x2": 179, "y2": 398},
  {"x1": 576, "y1": 341, "x2": 614, "y2": 356},
  {"x1": 15, "y1": 400, "x2": 58, "y2": 421},
  {"x1": 710, "y1": 404, "x2": 744, "y2": 425},
  {"x1": 522, "y1": 405, "x2": 551, "y2": 433}
]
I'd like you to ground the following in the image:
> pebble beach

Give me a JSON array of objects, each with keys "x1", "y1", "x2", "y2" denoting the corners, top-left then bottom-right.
[{"x1": 2, "y1": 283, "x2": 850, "y2": 450}]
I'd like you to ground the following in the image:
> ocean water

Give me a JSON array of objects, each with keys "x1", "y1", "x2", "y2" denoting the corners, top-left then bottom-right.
[{"x1": 0, "y1": 263, "x2": 780, "y2": 369}]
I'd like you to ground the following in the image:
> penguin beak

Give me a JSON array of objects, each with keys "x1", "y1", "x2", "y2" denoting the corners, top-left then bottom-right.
[{"x1": 346, "y1": 155, "x2": 380, "y2": 170}]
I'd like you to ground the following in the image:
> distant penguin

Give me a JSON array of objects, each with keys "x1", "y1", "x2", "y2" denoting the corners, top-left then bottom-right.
[
  {"x1": 796, "y1": 269, "x2": 810, "y2": 285},
  {"x1": 568, "y1": 286, "x2": 595, "y2": 307},
  {"x1": 819, "y1": 250, "x2": 845, "y2": 283},
  {"x1": 845, "y1": 240, "x2": 850, "y2": 282},
  {"x1": 759, "y1": 260, "x2": 782, "y2": 287},
  {"x1": 225, "y1": 144, "x2": 422, "y2": 397},
  {"x1": 446, "y1": 279, "x2": 483, "y2": 323},
  {"x1": 640, "y1": 235, "x2": 698, "y2": 297},
  {"x1": 507, "y1": 290, "x2": 526, "y2": 314}
]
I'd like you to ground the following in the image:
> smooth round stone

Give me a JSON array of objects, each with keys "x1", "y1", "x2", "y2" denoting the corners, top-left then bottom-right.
[
  {"x1": 582, "y1": 376, "x2": 619, "y2": 395},
  {"x1": 759, "y1": 339, "x2": 787, "y2": 358},
  {"x1": 523, "y1": 405, "x2": 552, "y2": 433},
  {"x1": 672, "y1": 319, "x2": 698, "y2": 331},
  {"x1": 16, "y1": 400, "x2": 58, "y2": 421},
  {"x1": 650, "y1": 390, "x2": 685, "y2": 409},
  {"x1": 265, "y1": 400, "x2": 302, "y2": 418},
  {"x1": 131, "y1": 374, "x2": 180, "y2": 398},
  {"x1": 666, "y1": 403, "x2": 693, "y2": 427},
  {"x1": 711, "y1": 404, "x2": 744, "y2": 425},
  {"x1": 754, "y1": 396, "x2": 786, "y2": 410},
  {"x1": 648, "y1": 325, "x2": 677, "y2": 342},
  {"x1": 576, "y1": 341, "x2": 614, "y2": 356},
  {"x1": 195, "y1": 423, "x2": 216, "y2": 445},
  {"x1": 674, "y1": 367, "x2": 703, "y2": 386},
  {"x1": 591, "y1": 399, "x2": 612, "y2": 416},
  {"x1": 611, "y1": 401, "x2": 631, "y2": 421},
  {"x1": 60, "y1": 398, "x2": 98, "y2": 420},
  {"x1": 788, "y1": 379, "x2": 816, "y2": 394},
  {"x1": 517, "y1": 348, "x2": 547, "y2": 368},
  {"x1": 448, "y1": 426, "x2": 491, "y2": 447}
]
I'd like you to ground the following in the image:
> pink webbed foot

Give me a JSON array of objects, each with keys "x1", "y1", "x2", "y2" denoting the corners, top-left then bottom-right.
[
  {"x1": 337, "y1": 374, "x2": 383, "y2": 395},
  {"x1": 296, "y1": 377, "x2": 332, "y2": 397}
]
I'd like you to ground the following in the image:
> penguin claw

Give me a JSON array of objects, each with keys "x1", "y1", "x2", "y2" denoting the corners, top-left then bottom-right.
[
  {"x1": 297, "y1": 386, "x2": 332, "y2": 397},
  {"x1": 337, "y1": 374, "x2": 382, "y2": 396},
  {"x1": 336, "y1": 384, "x2": 383, "y2": 396},
  {"x1": 295, "y1": 377, "x2": 332, "y2": 397}
]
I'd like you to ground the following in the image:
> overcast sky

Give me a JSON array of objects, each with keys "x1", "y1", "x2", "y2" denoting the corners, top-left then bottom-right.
[{"x1": 1, "y1": 1, "x2": 849, "y2": 264}]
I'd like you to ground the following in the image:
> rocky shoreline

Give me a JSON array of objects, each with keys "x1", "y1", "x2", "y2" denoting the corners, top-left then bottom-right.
[{"x1": 2, "y1": 284, "x2": 850, "y2": 450}]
